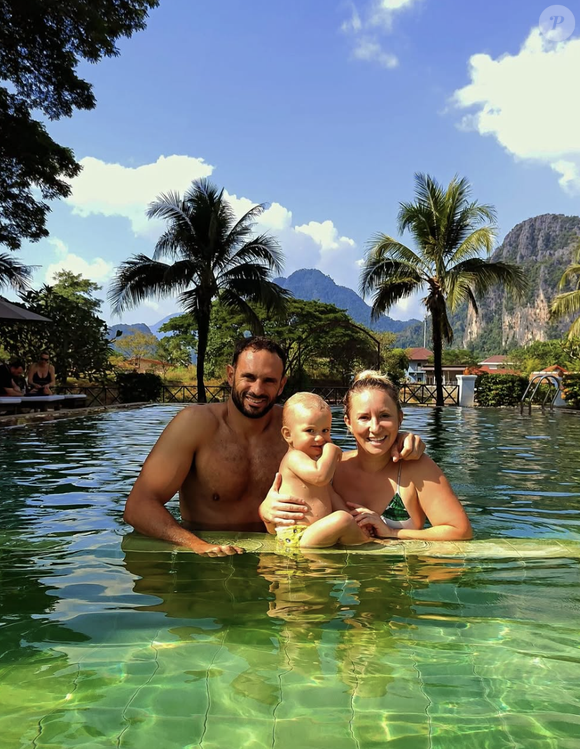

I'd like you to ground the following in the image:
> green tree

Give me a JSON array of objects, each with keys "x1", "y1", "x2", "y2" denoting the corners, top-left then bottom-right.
[
  {"x1": 158, "y1": 313, "x2": 198, "y2": 361},
  {"x1": 156, "y1": 337, "x2": 193, "y2": 368},
  {"x1": 116, "y1": 331, "x2": 159, "y2": 364},
  {"x1": 1, "y1": 277, "x2": 111, "y2": 384},
  {"x1": 109, "y1": 179, "x2": 289, "y2": 401},
  {"x1": 510, "y1": 339, "x2": 573, "y2": 376},
  {"x1": 0, "y1": 0, "x2": 158, "y2": 250},
  {"x1": 360, "y1": 174, "x2": 526, "y2": 405},
  {"x1": 551, "y1": 240, "x2": 580, "y2": 337}
]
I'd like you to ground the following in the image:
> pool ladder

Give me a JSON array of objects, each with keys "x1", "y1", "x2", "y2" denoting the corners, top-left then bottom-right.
[{"x1": 520, "y1": 373, "x2": 562, "y2": 414}]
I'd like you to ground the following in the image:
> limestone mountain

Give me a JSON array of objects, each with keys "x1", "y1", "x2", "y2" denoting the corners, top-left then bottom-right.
[
  {"x1": 459, "y1": 214, "x2": 580, "y2": 353},
  {"x1": 274, "y1": 269, "x2": 420, "y2": 333}
]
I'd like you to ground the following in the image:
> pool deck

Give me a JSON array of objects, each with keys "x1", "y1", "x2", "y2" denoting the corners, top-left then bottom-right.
[{"x1": 123, "y1": 531, "x2": 580, "y2": 559}]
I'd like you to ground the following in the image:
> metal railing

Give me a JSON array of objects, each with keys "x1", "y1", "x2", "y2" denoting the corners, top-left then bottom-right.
[
  {"x1": 56, "y1": 385, "x2": 121, "y2": 407},
  {"x1": 54, "y1": 382, "x2": 460, "y2": 407}
]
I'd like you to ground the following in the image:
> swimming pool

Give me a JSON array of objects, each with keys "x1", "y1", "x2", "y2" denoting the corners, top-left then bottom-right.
[{"x1": 1, "y1": 405, "x2": 579, "y2": 748}]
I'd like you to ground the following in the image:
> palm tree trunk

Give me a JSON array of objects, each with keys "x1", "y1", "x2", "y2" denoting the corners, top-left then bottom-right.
[
  {"x1": 196, "y1": 310, "x2": 209, "y2": 404},
  {"x1": 431, "y1": 310, "x2": 444, "y2": 407}
]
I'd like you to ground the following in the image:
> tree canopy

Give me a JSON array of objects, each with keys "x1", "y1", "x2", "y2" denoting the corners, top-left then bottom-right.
[
  {"x1": 0, "y1": 0, "x2": 158, "y2": 250},
  {"x1": 1, "y1": 272, "x2": 112, "y2": 384}
]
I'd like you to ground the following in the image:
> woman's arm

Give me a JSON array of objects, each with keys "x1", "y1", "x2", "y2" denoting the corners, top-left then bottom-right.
[
  {"x1": 47, "y1": 365, "x2": 56, "y2": 389},
  {"x1": 394, "y1": 455, "x2": 472, "y2": 540},
  {"x1": 351, "y1": 456, "x2": 472, "y2": 541}
]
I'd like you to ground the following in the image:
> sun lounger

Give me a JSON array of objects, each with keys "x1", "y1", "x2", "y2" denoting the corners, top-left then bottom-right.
[
  {"x1": 0, "y1": 397, "x2": 22, "y2": 413},
  {"x1": 61, "y1": 394, "x2": 88, "y2": 407},
  {"x1": 19, "y1": 395, "x2": 66, "y2": 411}
]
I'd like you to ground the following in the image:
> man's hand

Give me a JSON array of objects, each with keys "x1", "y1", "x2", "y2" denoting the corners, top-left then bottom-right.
[
  {"x1": 189, "y1": 540, "x2": 244, "y2": 557},
  {"x1": 391, "y1": 431, "x2": 425, "y2": 463},
  {"x1": 259, "y1": 473, "x2": 309, "y2": 528}
]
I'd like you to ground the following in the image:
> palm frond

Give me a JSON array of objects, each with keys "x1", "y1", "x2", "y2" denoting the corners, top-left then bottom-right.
[
  {"x1": 222, "y1": 234, "x2": 284, "y2": 275},
  {"x1": 558, "y1": 263, "x2": 580, "y2": 290},
  {"x1": 368, "y1": 278, "x2": 423, "y2": 321},
  {"x1": 551, "y1": 289, "x2": 580, "y2": 321},
  {"x1": 447, "y1": 226, "x2": 497, "y2": 267},
  {"x1": 0, "y1": 252, "x2": 33, "y2": 293},
  {"x1": 219, "y1": 288, "x2": 265, "y2": 335},
  {"x1": 108, "y1": 255, "x2": 181, "y2": 315},
  {"x1": 449, "y1": 258, "x2": 527, "y2": 300},
  {"x1": 361, "y1": 239, "x2": 426, "y2": 298}
]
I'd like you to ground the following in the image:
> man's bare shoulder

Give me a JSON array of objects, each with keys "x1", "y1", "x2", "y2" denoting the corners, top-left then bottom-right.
[{"x1": 162, "y1": 403, "x2": 224, "y2": 442}]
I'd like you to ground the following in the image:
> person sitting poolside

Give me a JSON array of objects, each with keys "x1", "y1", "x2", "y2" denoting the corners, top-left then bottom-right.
[
  {"x1": 122, "y1": 337, "x2": 426, "y2": 557},
  {"x1": 266, "y1": 392, "x2": 371, "y2": 550},
  {"x1": 0, "y1": 358, "x2": 25, "y2": 397},
  {"x1": 260, "y1": 371, "x2": 473, "y2": 541},
  {"x1": 26, "y1": 351, "x2": 56, "y2": 396}
]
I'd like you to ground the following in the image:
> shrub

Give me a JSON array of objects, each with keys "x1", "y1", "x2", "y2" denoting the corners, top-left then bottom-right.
[
  {"x1": 475, "y1": 373, "x2": 528, "y2": 407},
  {"x1": 563, "y1": 373, "x2": 580, "y2": 409},
  {"x1": 116, "y1": 371, "x2": 163, "y2": 403}
]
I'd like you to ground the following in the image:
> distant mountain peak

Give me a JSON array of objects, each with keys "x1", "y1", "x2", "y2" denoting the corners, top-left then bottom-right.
[{"x1": 274, "y1": 269, "x2": 419, "y2": 334}]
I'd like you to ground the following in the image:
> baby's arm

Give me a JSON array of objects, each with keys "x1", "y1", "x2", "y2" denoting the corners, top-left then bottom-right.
[{"x1": 286, "y1": 443, "x2": 342, "y2": 486}]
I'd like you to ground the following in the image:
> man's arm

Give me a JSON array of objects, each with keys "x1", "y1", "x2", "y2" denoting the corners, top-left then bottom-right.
[
  {"x1": 391, "y1": 431, "x2": 426, "y2": 462},
  {"x1": 124, "y1": 407, "x2": 243, "y2": 557}
]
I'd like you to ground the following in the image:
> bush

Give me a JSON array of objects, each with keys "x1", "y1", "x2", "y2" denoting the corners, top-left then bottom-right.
[
  {"x1": 475, "y1": 373, "x2": 528, "y2": 407},
  {"x1": 563, "y1": 373, "x2": 580, "y2": 409},
  {"x1": 116, "y1": 371, "x2": 163, "y2": 403}
]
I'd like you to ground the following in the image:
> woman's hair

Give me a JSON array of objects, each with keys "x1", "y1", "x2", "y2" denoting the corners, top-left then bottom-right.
[{"x1": 344, "y1": 370, "x2": 401, "y2": 415}]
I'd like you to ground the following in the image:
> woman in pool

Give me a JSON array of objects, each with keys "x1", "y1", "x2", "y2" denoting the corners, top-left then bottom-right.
[{"x1": 261, "y1": 371, "x2": 472, "y2": 541}]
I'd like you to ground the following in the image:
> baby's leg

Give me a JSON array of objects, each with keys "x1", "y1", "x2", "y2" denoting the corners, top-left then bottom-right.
[{"x1": 300, "y1": 511, "x2": 371, "y2": 548}]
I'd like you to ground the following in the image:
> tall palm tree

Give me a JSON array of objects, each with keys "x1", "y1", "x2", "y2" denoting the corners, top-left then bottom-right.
[
  {"x1": 551, "y1": 239, "x2": 580, "y2": 337},
  {"x1": 0, "y1": 252, "x2": 32, "y2": 293},
  {"x1": 360, "y1": 174, "x2": 526, "y2": 406},
  {"x1": 109, "y1": 179, "x2": 289, "y2": 402}
]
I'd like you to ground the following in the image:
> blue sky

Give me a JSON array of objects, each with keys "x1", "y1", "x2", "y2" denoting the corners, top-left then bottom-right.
[{"x1": 14, "y1": 0, "x2": 580, "y2": 327}]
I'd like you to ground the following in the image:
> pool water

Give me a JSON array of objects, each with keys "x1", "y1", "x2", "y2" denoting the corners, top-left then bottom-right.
[{"x1": 0, "y1": 405, "x2": 579, "y2": 748}]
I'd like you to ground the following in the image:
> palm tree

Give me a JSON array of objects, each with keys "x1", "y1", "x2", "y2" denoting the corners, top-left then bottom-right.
[
  {"x1": 0, "y1": 252, "x2": 32, "y2": 293},
  {"x1": 109, "y1": 179, "x2": 289, "y2": 402},
  {"x1": 551, "y1": 239, "x2": 580, "y2": 337},
  {"x1": 360, "y1": 174, "x2": 527, "y2": 406}
]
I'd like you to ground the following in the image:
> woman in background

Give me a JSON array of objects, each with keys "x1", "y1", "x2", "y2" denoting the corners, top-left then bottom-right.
[{"x1": 27, "y1": 351, "x2": 56, "y2": 396}]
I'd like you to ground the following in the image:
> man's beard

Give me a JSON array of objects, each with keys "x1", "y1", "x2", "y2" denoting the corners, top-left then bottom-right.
[{"x1": 231, "y1": 386, "x2": 277, "y2": 419}]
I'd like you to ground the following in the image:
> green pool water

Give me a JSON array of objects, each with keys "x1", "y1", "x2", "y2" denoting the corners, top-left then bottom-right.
[{"x1": 1, "y1": 405, "x2": 579, "y2": 748}]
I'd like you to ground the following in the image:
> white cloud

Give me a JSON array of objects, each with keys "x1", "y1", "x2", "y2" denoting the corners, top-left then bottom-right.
[
  {"x1": 295, "y1": 220, "x2": 356, "y2": 252},
  {"x1": 452, "y1": 29, "x2": 580, "y2": 193},
  {"x1": 66, "y1": 154, "x2": 214, "y2": 236},
  {"x1": 341, "y1": 0, "x2": 423, "y2": 67},
  {"x1": 352, "y1": 38, "x2": 398, "y2": 68},
  {"x1": 44, "y1": 238, "x2": 114, "y2": 285}
]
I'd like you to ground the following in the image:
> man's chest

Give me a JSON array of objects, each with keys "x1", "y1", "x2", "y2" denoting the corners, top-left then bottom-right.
[{"x1": 193, "y1": 433, "x2": 287, "y2": 502}]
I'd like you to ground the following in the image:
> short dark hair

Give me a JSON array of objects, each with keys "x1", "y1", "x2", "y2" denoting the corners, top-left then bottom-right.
[
  {"x1": 9, "y1": 357, "x2": 25, "y2": 369},
  {"x1": 232, "y1": 336, "x2": 287, "y2": 373}
]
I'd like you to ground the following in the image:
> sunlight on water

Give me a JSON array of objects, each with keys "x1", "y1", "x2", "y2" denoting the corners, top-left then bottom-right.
[{"x1": 0, "y1": 405, "x2": 579, "y2": 748}]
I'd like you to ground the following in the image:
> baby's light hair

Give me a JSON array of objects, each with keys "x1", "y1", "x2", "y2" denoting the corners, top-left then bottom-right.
[
  {"x1": 283, "y1": 392, "x2": 330, "y2": 427},
  {"x1": 344, "y1": 370, "x2": 401, "y2": 415}
]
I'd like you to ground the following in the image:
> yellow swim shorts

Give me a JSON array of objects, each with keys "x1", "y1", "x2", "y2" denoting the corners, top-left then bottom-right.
[{"x1": 276, "y1": 525, "x2": 308, "y2": 550}]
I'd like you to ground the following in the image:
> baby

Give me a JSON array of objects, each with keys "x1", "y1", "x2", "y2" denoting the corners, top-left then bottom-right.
[{"x1": 268, "y1": 392, "x2": 371, "y2": 550}]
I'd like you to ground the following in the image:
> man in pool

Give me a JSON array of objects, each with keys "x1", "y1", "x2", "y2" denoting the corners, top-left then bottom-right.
[{"x1": 123, "y1": 337, "x2": 425, "y2": 556}]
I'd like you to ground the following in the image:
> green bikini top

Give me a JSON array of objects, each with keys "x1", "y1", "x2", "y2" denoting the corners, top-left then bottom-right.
[{"x1": 381, "y1": 463, "x2": 411, "y2": 522}]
